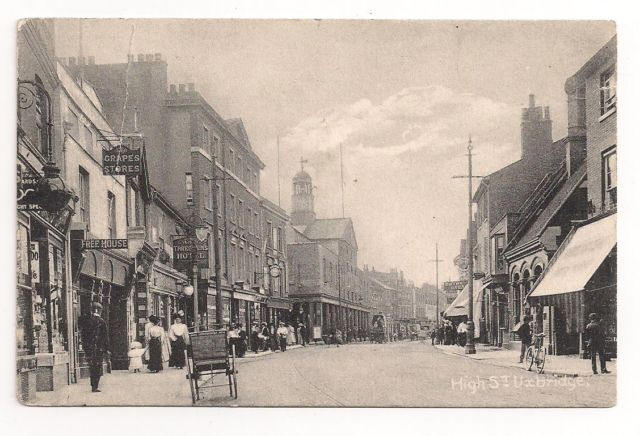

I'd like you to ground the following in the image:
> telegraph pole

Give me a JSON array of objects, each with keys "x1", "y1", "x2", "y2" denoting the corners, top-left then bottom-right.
[
  {"x1": 428, "y1": 244, "x2": 443, "y2": 327},
  {"x1": 452, "y1": 137, "x2": 484, "y2": 355}
]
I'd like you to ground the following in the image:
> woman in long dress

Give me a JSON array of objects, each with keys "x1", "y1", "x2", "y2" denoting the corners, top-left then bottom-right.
[
  {"x1": 169, "y1": 315, "x2": 189, "y2": 369},
  {"x1": 147, "y1": 319, "x2": 169, "y2": 372}
]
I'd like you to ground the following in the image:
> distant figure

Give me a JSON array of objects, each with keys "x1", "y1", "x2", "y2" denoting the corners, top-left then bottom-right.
[
  {"x1": 236, "y1": 324, "x2": 247, "y2": 357},
  {"x1": 250, "y1": 322, "x2": 260, "y2": 353},
  {"x1": 128, "y1": 341, "x2": 147, "y2": 373},
  {"x1": 457, "y1": 322, "x2": 468, "y2": 347},
  {"x1": 517, "y1": 315, "x2": 532, "y2": 363},
  {"x1": 430, "y1": 329, "x2": 437, "y2": 346},
  {"x1": 585, "y1": 313, "x2": 610, "y2": 375},
  {"x1": 83, "y1": 302, "x2": 109, "y2": 393},
  {"x1": 277, "y1": 322, "x2": 289, "y2": 352},
  {"x1": 296, "y1": 309, "x2": 308, "y2": 346}
]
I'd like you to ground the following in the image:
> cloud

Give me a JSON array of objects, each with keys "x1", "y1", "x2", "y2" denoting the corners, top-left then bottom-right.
[{"x1": 266, "y1": 85, "x2": 524, "y2": 284}]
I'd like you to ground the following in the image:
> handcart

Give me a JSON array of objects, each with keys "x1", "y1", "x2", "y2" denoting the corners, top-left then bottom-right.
[{"x1": 184, "y1": 329, "x2": 237, "y2": 404}]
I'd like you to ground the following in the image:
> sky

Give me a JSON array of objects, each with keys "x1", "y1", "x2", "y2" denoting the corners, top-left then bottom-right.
[{"x1": 54, "y1": 19, "x2": 616, "y2": 286}]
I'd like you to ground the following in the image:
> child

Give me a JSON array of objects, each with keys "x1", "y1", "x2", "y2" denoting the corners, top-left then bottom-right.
[{"x1": 127, "y1": 341, "x2": 147, "y2": 373}]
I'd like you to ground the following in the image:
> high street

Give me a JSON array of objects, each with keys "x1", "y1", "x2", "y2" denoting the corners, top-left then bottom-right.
[{"x1": 32, "y1": 341, "x2": 615, "y2": 407}]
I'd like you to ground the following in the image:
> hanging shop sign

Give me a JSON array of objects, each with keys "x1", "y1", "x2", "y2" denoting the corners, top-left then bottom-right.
[
  {"x1": 443, "y1": 280, "x2": 467, "y2": 293},
  {"x1": 102, "y1": 147, "x2": 141, "y2": 176},
  {"x1": 81, "y1": 239, "x2": 129, "y2": 250},
  {"x1": 17, "y1": 169, "x2": 42, "y2": 211},
  {"x1": 173, "y1": 236, "x2": 209, "y2": 270}
]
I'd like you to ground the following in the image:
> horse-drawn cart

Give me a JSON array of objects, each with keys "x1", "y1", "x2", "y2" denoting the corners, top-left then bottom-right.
[{"x1": 184, "y1": 329, "x2": 237, "y2": 404}]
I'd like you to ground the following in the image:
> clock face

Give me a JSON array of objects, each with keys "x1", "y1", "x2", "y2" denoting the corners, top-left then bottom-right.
[{"x1": 269, "y1": 265, "x2": 281, "y2": 278}]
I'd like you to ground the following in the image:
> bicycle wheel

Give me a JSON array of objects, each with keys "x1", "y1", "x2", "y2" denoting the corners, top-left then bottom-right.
[
  {"x1": 525, "y1": 346, "x2": 535, "y2": 371},
  {"x1": 536, "y1": 347, "x2": 547, "y2": 374}
]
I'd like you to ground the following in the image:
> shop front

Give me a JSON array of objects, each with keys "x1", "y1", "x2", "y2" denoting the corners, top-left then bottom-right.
[
  {"x1": 527, "y1": 213, "x2": 616, "y2": 356},
  {"x1": 70, "y1": 231, "x2": 133, "y2": 376},
  {"x1": 17, "y1": 207, "x2": 75, "y2": 396}
]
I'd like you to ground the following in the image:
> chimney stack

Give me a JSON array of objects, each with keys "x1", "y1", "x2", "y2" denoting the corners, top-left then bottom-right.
[
  {"x1": 79, "y1": 56, "x2": 86, "y2": 66},
  {"x1": 187, "y1": 83, "x2": 195, "y2": 92},
  {"x1": 137, "y1": 54, "x2": 144, "y2": 62},
  {"x1": 68, "y1": 57, "x2": 76, "y2": 66},
  {"x1": 127, "y1": 54, "x2": 134, "y2": 63},
  {"x1": 145, "y1": 54, "x2": 153, "y2": 62},
  {"x1": 154, "y1": 53, "x2": 162, "y2": 61},
  {"x1": 521, "y1": 93, "x2": 553, "y2": 160},
  {"x1": 169, "y1": 84, "x2": 177, "y2": 94},
  {"x1": 565, "y1": 137, "x2": 586, "y2": 177},
  {"x1": 178, "y1": 84, "x2": 185, "y2": 93},
  {"x1": 88, "y1": 56, "x2": 95, "y2": 65}
]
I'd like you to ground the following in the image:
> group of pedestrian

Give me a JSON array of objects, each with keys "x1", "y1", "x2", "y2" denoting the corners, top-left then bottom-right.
[
  {"x1": 429, "y1": 321, "x2": 457, "y2": 346},
  {"x1": 248, "y1": 320, "x2": 301, "y2": 353}
]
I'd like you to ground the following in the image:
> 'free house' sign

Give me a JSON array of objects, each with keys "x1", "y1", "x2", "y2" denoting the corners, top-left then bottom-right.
[{"x1": 81, "y1": 239, "x2": 129, "y2": 250}]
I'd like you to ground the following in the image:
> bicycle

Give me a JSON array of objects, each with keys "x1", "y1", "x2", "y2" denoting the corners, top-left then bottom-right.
[{"x1": 524, "y1": 333, "x2": 546, "y2": 374}]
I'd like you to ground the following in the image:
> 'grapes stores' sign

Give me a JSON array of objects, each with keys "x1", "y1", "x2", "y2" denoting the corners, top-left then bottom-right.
[
  {"x1": 173, "y1": 236, "x2": 209, "y2": 270},
  {"x1": 81, "y1": 239, "x2": 129, "y2": 250},
  {"x1": 102, "y1": 147, "x2": 141, "y2": 176}
]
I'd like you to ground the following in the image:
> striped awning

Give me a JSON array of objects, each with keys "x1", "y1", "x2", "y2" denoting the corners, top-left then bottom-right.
[{"x1": 530, "y1": 213, "x2": 616, "y2": 298}]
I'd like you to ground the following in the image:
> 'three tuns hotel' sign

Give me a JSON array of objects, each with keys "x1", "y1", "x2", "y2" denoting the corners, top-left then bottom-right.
[
  {"x1": 102, "y1": 148, "x2": 141, "y2": 176},
  {"x1": 173, "y1": 236, "x2": 209, "y2": 270},
  {"x1": 81, "y1": 239, "x2": 129, "y2": 250}
]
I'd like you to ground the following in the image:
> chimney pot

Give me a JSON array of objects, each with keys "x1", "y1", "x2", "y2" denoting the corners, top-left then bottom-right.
[
  {"x1": 88, "y1": 56, "x2": 95, "y2": 65},
  {"x1": 68, "y1": 57, "x2": 76, "y2": 66},
  {"x1": 137, "y1": 54, "x2": 144, "y2": 62},
  {"x1": 187, "y1": 83, "x2": 195, "y2": 92},
  {"x1": 178, "y1": 84, "x2": 186, "y2": 93},
  {"x1": 529, "y1": 94, "x2": 536, "y2": 108},
  {"x1": 145, "y1": 54, "x2": 153, "y2": 61},
  {"x1": 154, "y1": 53, "x2": 161, "y2": 61}
]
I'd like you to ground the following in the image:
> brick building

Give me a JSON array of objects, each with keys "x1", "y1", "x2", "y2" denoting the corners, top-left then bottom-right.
[
  {"x1": 66, "y1": 54, "x2": 290, "y2": 332},
  {"x1": 287, "y1": 166, "x2": 370, "y2": 340},
  {"x1": 526, "y1": 36, "x2": 617, "y2": 357},
  {"x1": 469, "y1": 94, "x2": 566, "y2": 344}
]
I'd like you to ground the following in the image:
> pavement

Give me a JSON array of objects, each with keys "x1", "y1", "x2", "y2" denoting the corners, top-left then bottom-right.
[
  {"x1": 27, "y1": 340, "x2": 616, "y2": 407},
  {"x1": 434, "y1": 343, "x2": 617, "y2": 377}
]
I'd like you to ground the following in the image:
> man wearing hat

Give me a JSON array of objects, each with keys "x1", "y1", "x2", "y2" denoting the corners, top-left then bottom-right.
[
  {"x1": 84, "y1": 302, "x2": 110, "y2": 392},
  {"x1": 517, "y1": 315, "x2": 532, "y2": 364},
  {"x1": 585, "y1": 313, "x2": 610, "y2": 375}
]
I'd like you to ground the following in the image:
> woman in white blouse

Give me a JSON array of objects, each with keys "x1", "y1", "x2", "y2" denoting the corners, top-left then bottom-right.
[
  {"x1": 168, "y1": 315, "x2": 189, "y2": 369},
  {"x1": 147, "y1": 318, "x2": 170, "y2": 372}
]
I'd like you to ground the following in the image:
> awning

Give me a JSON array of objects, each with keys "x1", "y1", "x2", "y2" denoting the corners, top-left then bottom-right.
[
  {"x1": 267, "y1": 298, "x2": 292, "y2": 310},
  {"x1": 443, "y1": 279, "x2": 487, "y2": 338},
  {"x1": 529, "y1": 213, "x2": 616, "y2": 298}
]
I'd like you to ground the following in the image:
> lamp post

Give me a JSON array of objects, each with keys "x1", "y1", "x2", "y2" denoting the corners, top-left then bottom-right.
[{"x1": 452, "y1": 137, "x2": 484, "y2": 355}]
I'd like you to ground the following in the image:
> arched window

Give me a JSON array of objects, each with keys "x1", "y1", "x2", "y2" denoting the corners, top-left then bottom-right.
[{"x1": 512, "y1": 273, "x2": 521, "y2": 321}]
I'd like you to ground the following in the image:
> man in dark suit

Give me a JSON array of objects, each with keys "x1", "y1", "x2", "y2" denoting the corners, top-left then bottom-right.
[
  {"x1": 586, "y1": 312, "x2": 610, "y2": 375},
  {"x1": 84, "y1": 302, "x2": 110, "y2": 392},
  {"x1": 517, "y1": 315, "x2": 532, "y2": 363}
]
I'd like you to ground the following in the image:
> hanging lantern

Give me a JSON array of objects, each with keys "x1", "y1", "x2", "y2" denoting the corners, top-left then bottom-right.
[{"x1": 36, "y1": 163, "x2": 77, "y2": 213}]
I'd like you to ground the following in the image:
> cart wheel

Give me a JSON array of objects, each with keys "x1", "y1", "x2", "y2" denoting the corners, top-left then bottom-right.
[{"x1": 185, "y1": 350, "x2": 196, "y2": 405}]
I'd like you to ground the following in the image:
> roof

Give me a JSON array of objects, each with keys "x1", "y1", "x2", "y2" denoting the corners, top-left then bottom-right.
[
  {"x1": 510, "y1": 164, "x2": 587, "y2": 251},
  {"x1": 225, "y1": 118, "x2": 252, "y2": 150},
  {"x1": 529, "y1": 213, "x2": 616, "y2": 298},
  {"x1": 303, "y1": 218, "x2": 357, "y2": 249}
]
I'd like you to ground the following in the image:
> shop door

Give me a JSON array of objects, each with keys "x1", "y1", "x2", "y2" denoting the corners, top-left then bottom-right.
[{"x1": 109, "y1": 287, "x2": 129, "y2": 370}]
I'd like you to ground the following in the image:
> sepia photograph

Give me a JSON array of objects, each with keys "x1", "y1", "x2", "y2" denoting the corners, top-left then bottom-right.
[{"x1": 15, "y1": 16, "x2": 619, "y2": 409}]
